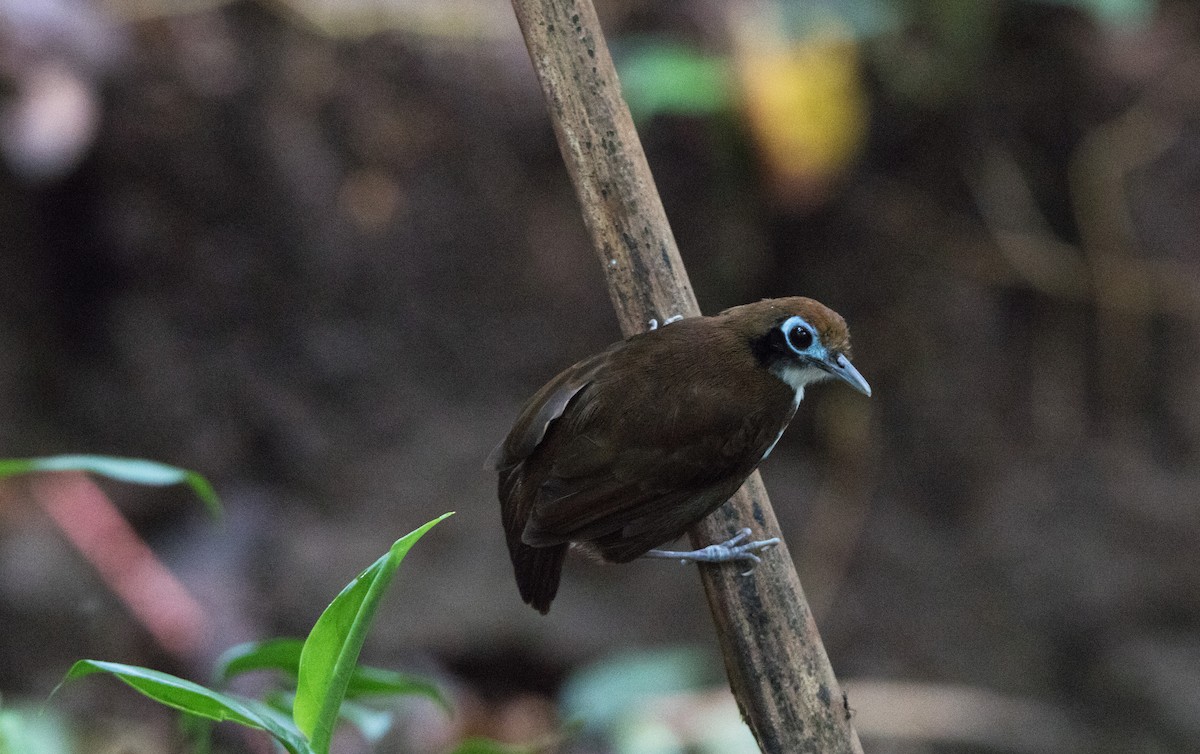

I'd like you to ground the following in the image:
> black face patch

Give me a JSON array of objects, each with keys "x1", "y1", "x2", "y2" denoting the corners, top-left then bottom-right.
[{"x1": 749, "y1": 319, "x2": 793, "y2": 369}]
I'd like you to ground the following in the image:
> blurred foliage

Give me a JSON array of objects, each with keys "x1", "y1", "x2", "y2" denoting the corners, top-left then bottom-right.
[
  {"x1": 561, "y1": 648, "x2": 757, "y2": 754},
  {"x1": 0, "y1": 455, "x2": 222, "y2": 518},
  {"x1": 733, "y1": 18, "x2": 868, "y2": 200},
  {"x1": 0, "y1": 704, "x2": 73, "y2": 754},
  {"x1": 561, "y1": 648, "x2": 712, "y2": 734},
  {"x1": 1046, "y1": 0, "x2": 1155, "y2": 23},
  {"x1": 449, "y1": 737, "x2": 540, "y2": 754},
  {"x1": 616, "y1": 0, "x2": 1159, "y2": 204},
  {"x1": 617, "y1": 41, "x2": 731, "y2": 120}
]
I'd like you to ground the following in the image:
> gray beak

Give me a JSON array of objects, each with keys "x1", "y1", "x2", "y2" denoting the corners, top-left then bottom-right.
[{"x1": 826, "y1": 353, "x2": 872, "y2": 397}]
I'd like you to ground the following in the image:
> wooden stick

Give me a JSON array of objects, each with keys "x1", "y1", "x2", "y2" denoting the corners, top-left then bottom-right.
[{"x1": 508, "y1": 0, "x2": 864, "y2": 751}]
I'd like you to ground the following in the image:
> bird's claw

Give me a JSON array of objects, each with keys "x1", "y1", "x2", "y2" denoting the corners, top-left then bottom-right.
[
  {"x1": 648, "y1": 314, "x2": 685, "y2": 331},
  {"x1": 708, "y1": 528, "x2": 781, "y2": 575},
  {"x1": 646, "y1": 527, "x2": 780, "y2": 574}
]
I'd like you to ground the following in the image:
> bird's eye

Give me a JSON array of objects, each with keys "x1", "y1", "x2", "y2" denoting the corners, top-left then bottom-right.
[{"x1": 786, "y1": 325, "x2": 814, "y2": 352}]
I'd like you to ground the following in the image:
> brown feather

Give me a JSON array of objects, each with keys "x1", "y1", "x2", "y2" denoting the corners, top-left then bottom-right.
[{"x1": 493, "y1": 297, "x2": 856, "y2": 611}]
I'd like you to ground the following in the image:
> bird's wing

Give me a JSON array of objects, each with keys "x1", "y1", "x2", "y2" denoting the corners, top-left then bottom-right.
[
  {"x1": 486, "y1": 346, "x2": 616, "y2": 471},
  {"x1": 521, "y1": 375, "x2": 787, "y2": 553},
  {"x1": 492, "y1": 342, "x2": 624, "y2": 570}
]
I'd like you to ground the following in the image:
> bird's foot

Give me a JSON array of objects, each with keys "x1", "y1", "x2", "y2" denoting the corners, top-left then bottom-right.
[
  {"x1": 644, "y1": 528, "x2": 780, "y2": 575},
  {"x1": 647, "y1": 314, "x2": 685, "y2": 330}
]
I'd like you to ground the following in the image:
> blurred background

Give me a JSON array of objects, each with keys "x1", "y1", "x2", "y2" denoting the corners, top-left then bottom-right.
[{"x1": 1, "y1": 0, "x2": 1198, "y2": 751}]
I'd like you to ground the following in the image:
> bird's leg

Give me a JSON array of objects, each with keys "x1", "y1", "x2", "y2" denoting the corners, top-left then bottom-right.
[
  {"x1": 643, "y1": 528, "x2": 781, "y2": 575},
  {"x1": 647, "y1": 314, "x2": 685, "y2": 330}
]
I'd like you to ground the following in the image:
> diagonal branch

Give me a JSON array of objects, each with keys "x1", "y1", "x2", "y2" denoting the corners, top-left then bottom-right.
[{"x1": 508, "y1": 0, "x2": 863, "y2": 751}]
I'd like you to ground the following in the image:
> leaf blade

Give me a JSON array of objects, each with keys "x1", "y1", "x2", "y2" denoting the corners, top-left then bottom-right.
[
  {"x1": 449, "y1": 738, "x2": 535, "y2": 754},
  {"x1": 0, "y1": 455, "x2": 222, "y2": 519},
  {"x1": 214, "y1": 638, "x2": 306, "y2": 683},
  {"x1": 215, "y1": 637, "x2": 450, "y2": 713},
  {"x1": 343, "y1": 666, "x2": 450, "y2": 712},
  {"x1": 58, "y1": 661, "x2": 312, "y2": 754},
  {"x1": 293, "y1": 512, "x2": 453, "y2": 751}
]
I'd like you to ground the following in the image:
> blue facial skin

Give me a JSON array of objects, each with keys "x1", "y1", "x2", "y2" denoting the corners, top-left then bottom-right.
[{"x1": 776, "y1": 315, "x2": 872, "y2": 397}]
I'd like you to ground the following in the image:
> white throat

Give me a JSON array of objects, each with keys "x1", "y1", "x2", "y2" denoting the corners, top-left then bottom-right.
[
  {"x1": 760, "y1": 362, "x2": 821, "y2": 462},
  {"x1": 769, "y1": 361, "x2": 829, "y2": 403}
]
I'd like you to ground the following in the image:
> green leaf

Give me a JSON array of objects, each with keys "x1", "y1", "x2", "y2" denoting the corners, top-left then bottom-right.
[
  {"x1": 261, "y1": 690, "x2": 395, "y2": 746},
  {"x1": 449, "y1": 738, "x2": 534, "y2": 754},
  {"x1": 0, "y1": 455, "x2": 222, "y2": 519},
  {"x1": 616, "y1": 41, "x2": 731, "y2": 120},
  {"x1": 178, "y1": 713, "x2": 213, "y2": 754},
  {"x1": 215, "y1": 638, "x2": 308, "y2": 683},
  {"x1": 1044, "y1": 0, "x2": 1152, "y2": 25},
  {"x1": 293, "y1": 513, "x2": 453, "y2": 752},
  {"x1": 216, "y1": 637, "x2": 450, "y2": 712},
  {"x1": 57, "y1": 661, "x2": 312, "y2": 754},
  {"x1": 235, "y1": 697, "x2": 313, "y2": 749},
  {"x1": 343, "y1": 666, "x2": 450, "y2": 711},
  {"x1": 0, "y1": 704, "x2": 72, "y2": 754},
  {"x1": 560, "y1": 648, "x2": 712, "y2": 733}
]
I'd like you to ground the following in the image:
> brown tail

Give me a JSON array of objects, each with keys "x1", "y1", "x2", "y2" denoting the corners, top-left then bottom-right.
[
  {"x1": 499, "y1": 467, "x2": 567, "y2": 613},
  {"x1": 511, "y1": 541, "x2": 567, "y2": 614}
]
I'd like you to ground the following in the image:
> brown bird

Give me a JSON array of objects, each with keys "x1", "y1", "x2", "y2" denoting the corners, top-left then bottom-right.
[{"x1": 488, "y1": 297, "x2": 870, "y2": 613}]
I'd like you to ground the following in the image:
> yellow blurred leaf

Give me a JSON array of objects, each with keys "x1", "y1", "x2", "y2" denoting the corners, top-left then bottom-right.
[{"x1": 734, "y1": 18, "x2": 867, "y2": 204}]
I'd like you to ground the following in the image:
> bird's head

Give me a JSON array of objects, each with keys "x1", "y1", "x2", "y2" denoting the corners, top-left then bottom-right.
[{"x1": 720, "y1": 297, "x2": 871, "y2": 399}]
